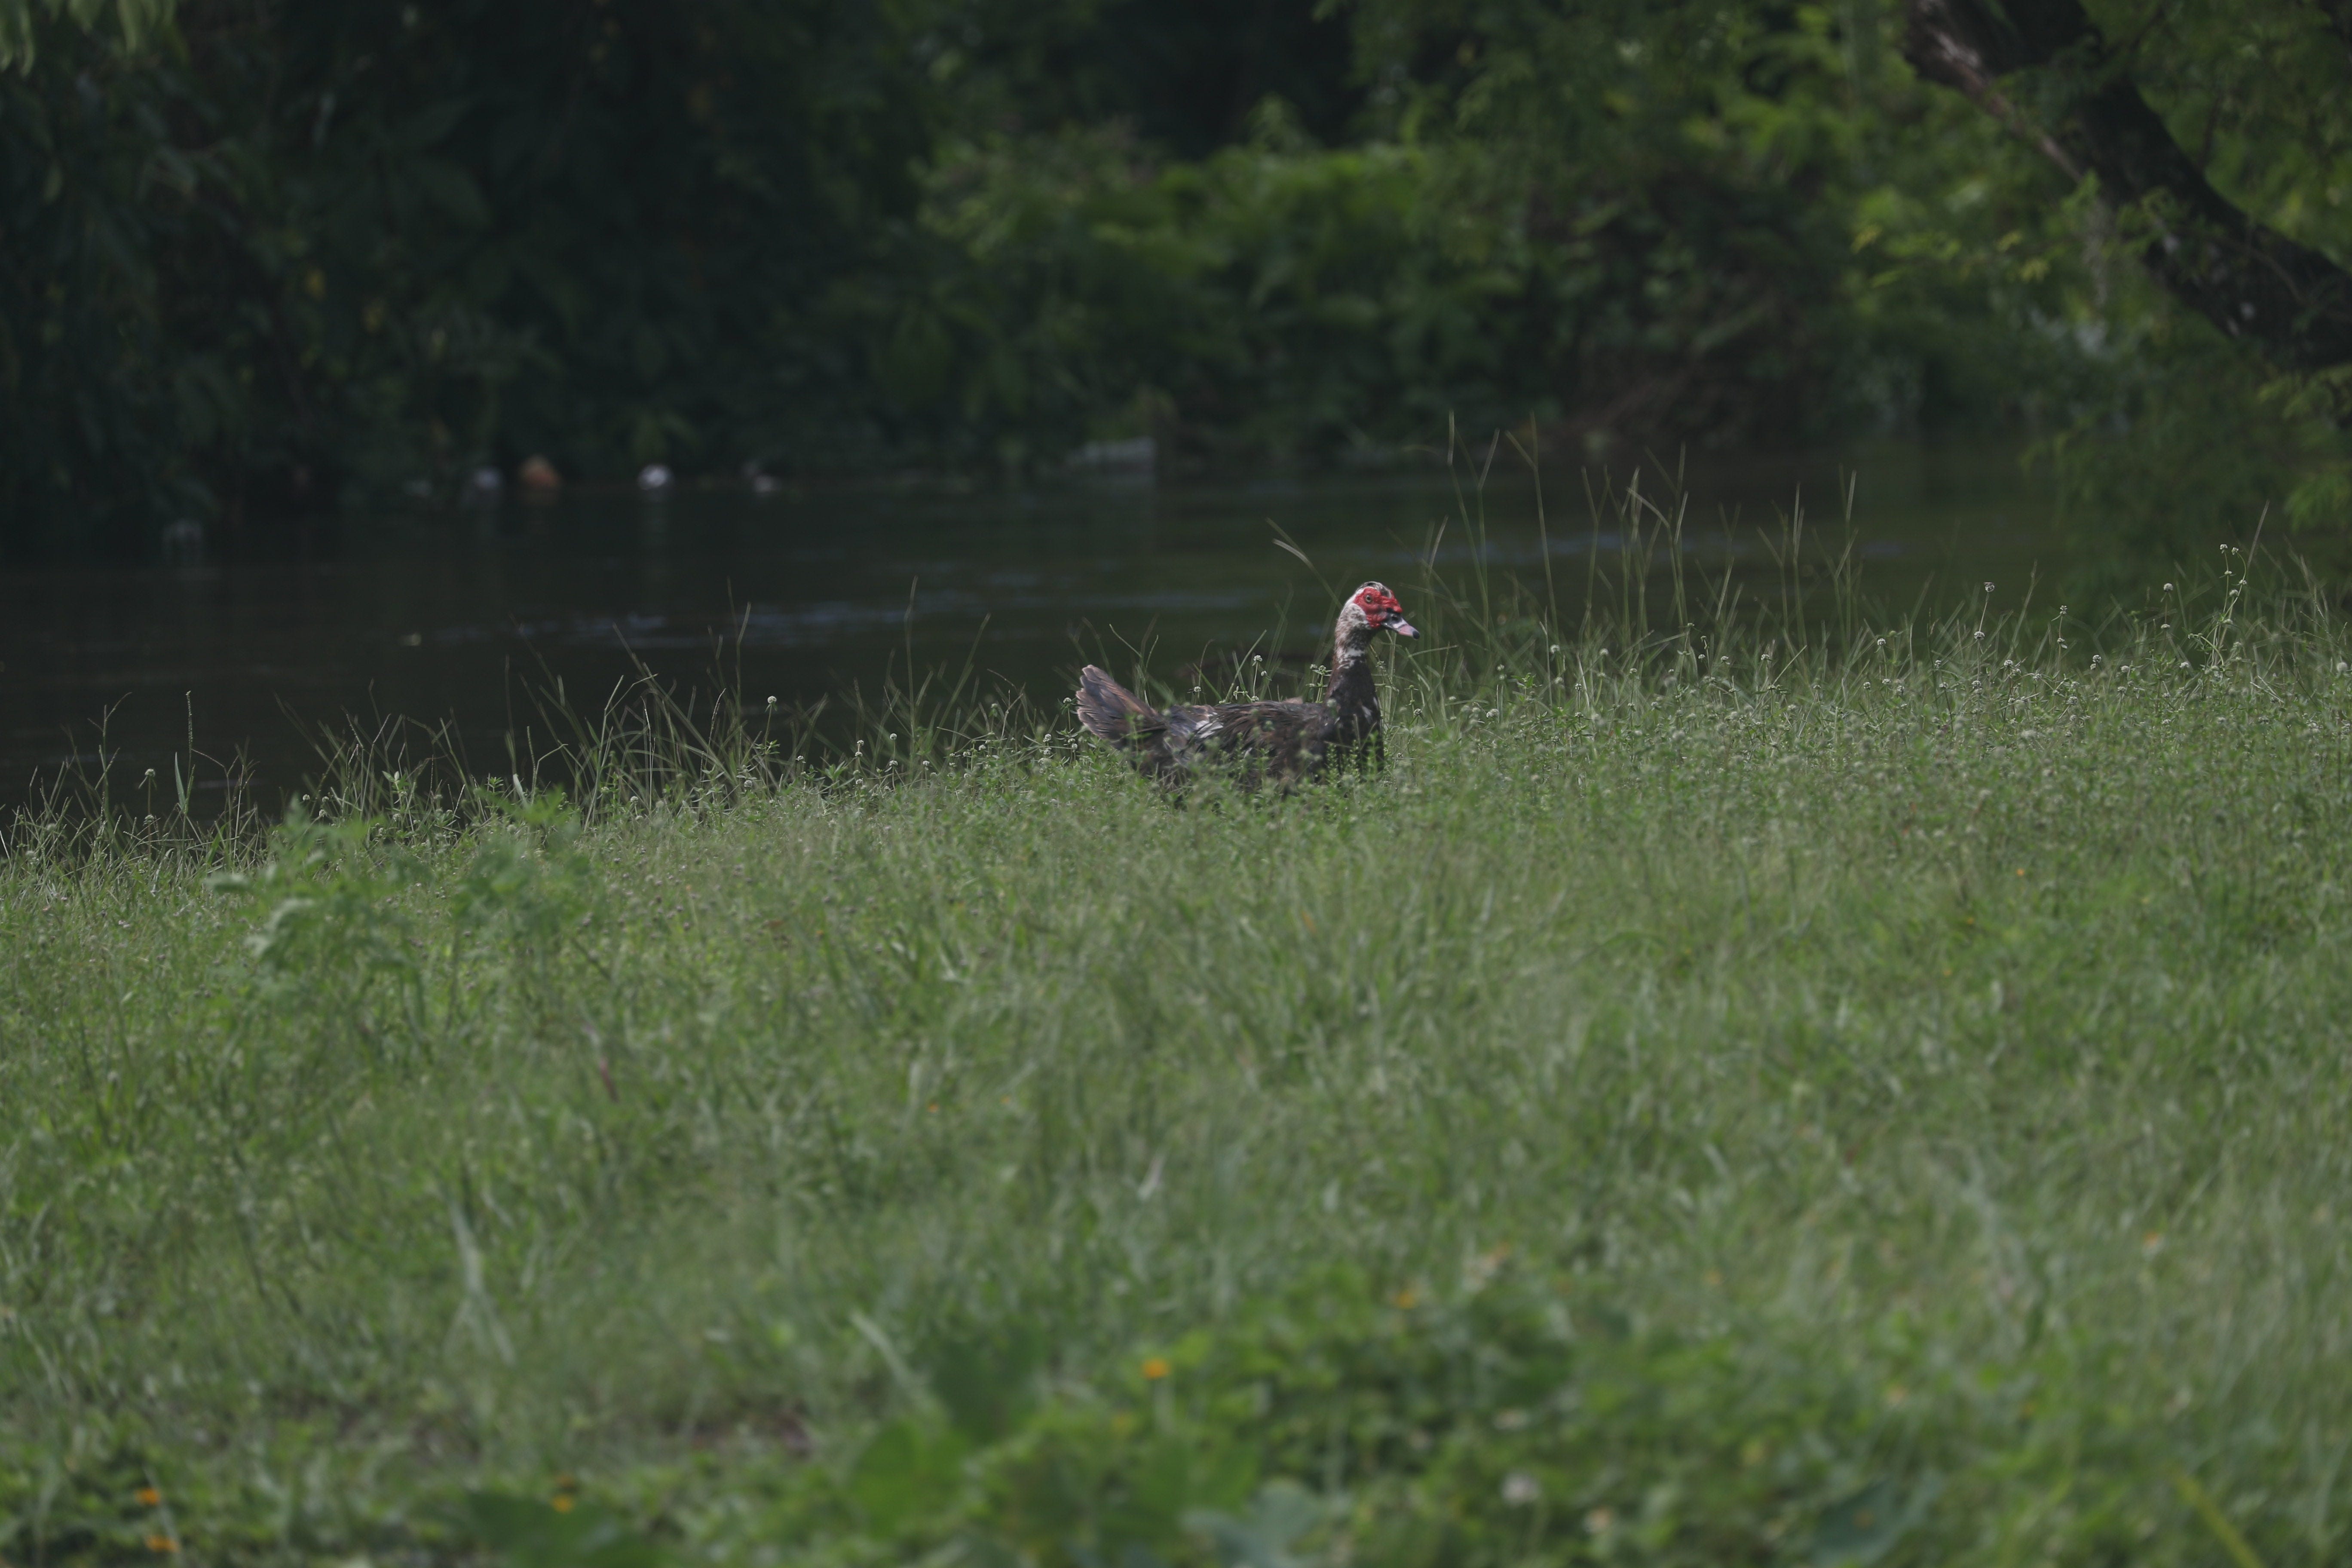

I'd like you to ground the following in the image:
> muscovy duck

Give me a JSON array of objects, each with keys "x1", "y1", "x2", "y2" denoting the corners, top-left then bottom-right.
[{"x1": 1076, "y1": 582, "x2": 1418, "y2": 786}]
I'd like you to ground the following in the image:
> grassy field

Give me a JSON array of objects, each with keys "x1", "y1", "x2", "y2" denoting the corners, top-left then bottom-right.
[{"x1": 6, "y1": 541, "x2": 2352, "y2": 1565}]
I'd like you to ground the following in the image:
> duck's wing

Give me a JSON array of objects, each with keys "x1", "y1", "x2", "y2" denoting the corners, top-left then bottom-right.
[{"x1": 1181, "y1": 700, "x2": 1334, "y2": 784}]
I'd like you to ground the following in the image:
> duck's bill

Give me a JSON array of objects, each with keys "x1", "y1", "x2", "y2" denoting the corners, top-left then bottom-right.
[{"x1": 1388, "y1": 617, "x2": 1419, "y2": 638}]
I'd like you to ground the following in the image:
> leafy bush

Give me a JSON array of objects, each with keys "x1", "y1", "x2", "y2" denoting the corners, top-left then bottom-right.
[
  {"x1": 24, "y1": 0, "x2": 2346, "y2": 559},
  {"x1": 6, "y1": 1265, "x2": 2266, "y2": 1566}
]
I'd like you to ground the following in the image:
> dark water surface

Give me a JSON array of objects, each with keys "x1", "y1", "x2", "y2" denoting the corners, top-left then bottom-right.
[{"x1": 2, "y1": 445, "x2": 2059, "y2": 810}]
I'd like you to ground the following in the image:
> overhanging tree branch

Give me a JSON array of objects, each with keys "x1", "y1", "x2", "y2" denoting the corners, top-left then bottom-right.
[{"x1": 1902, "y1": 0, "x2": 2352, "y2": 371}]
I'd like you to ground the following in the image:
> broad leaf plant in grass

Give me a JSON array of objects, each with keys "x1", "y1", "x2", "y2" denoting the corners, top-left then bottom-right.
[{"x1": 4, "y1": 515, "x2": 2351, "y2": 1565}]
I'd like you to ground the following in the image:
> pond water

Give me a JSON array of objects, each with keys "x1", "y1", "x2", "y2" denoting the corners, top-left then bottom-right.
[{"x1": 1, "y1": 443, "x2": 2061, "y2": 812}]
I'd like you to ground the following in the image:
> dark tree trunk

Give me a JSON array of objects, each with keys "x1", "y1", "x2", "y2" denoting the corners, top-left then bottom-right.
[{"x1": 1902, "y1": 0, "x2": 2352, "y2": 371}]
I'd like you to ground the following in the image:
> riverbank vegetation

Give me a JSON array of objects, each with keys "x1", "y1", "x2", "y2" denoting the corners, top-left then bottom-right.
[
  {"x1": 8, "y1": 0, "x2": 2352, "y2": 570},
  {"x1": 6, "y1": 530, "x2": 2351, "y2": 1562}
]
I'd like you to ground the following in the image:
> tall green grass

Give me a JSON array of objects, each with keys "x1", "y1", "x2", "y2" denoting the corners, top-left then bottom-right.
[{"x1": 5, "y1": 480, "x2": 2350, "y2": 1565}]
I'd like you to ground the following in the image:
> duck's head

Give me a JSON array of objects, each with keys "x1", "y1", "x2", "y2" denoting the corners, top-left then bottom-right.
[{"x1": 1339, "y1": 581, "x2": 1418, "y2": 641}]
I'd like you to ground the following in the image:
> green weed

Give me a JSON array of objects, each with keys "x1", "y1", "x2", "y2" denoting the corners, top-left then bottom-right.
[{"x1": 3, "y1": 499, "x2": 2347, "y2": 1564}]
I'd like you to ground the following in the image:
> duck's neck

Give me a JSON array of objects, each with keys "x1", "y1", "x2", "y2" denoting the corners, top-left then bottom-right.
[{"x1": 1325, "y1": 628, "x2": 1380, "y2": 733}]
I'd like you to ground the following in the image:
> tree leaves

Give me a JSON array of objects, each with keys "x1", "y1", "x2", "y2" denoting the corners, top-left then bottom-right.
[{"x1": 0, "y1": 0, "x2": 175, "y2": 71}]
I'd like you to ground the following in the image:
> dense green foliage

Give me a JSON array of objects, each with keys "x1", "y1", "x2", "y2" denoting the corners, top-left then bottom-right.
[
  {"x1": 2, "y1": 0, "x2": 947, "y2": 548},
  {"x1": 5, "y1": 541, "x2": 2351, "y2": 1561},
  {"x1": 8, "y1": 0, "x2": 2352, "y2": 558}
]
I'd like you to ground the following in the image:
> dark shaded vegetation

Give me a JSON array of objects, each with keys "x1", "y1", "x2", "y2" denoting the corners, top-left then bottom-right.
[{"x1": 6, "y1": 0, "x2": 2352, "y2": 577}]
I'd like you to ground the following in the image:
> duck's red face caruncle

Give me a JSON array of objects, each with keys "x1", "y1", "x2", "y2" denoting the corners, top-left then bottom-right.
[{"x1": 1353, "y1": 583, "x2": 1418, "y2": 638}]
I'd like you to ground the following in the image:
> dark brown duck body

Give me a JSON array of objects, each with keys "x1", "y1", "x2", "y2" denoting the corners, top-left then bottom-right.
[{"x1": 1075, "y1": 582, "x2": 1416, "y2": 788}]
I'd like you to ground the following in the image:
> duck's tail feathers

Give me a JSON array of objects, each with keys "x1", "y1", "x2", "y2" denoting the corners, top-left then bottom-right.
[{"x1": 1076, "y1": 665, "x2": 1163, "y2": 748}]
